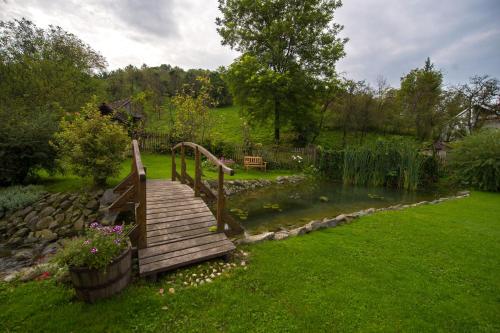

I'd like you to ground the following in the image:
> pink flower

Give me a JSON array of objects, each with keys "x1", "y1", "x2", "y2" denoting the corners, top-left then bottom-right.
[
  {"x1": 90, "y1": 221, "x2": 100, "y2": 229},
  {"x1": 90, "y1": 247, "x2": 98, "y2": 254},
  {"x1": 83, "y1": 239, "x2": 91, "y2": 245},
  {"x1": 112, "y1": 225, "x2": 123, "y2": 234}
]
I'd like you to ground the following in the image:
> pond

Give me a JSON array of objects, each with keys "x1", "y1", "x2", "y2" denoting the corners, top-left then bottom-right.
[{"x1": 227, "y1": 179, "x2": 450, "y2": 234}]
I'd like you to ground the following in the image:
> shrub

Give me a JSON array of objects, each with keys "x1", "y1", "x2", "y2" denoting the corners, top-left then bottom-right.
[
  {"x1": 448, "y1": 129, "x2": 500, "y2": 192},
  {"x1": 53, "y1": 101, "x2": 129, "y2": 185},
  {"x1": 55, "y1": 222, "x2": 131, "y2": 269},
  {"x1": 0, "y1": 185, "x2": 45, "y2": 214},
  {"x1": 0, "y1": 106, "x2": 60, "y2": 185}
]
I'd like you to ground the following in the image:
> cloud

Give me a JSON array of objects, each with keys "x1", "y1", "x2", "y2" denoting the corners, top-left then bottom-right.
[
  {"x1": 335, "y1": 0, "x2": 500, "y2": 86},
  {"x1": 0, "y1": 0, "x2": 498, "y2": 86}
]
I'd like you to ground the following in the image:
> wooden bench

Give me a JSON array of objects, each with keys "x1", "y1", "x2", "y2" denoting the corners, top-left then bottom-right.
[{"x1": 244, "y1": 156, "x2": 267, "y2": 171}]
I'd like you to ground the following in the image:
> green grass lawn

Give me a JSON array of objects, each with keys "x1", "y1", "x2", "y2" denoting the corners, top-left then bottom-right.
[
  {"x1": 37, "y1": 153, "x2": 297, "y2": 192},
  {"x1": 1, "y1": 192, "x2": 499, "y2": 332}
]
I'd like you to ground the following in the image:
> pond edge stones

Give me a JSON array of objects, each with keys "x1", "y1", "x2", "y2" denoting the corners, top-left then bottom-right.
[{"x1": 235, "y1": 191, "x2": 471, "y2": 245}]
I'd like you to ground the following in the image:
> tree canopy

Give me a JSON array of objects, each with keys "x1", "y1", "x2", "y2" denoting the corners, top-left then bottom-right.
[{"x1": 217, "y1": 0, "x2": 347, "y2": 143}]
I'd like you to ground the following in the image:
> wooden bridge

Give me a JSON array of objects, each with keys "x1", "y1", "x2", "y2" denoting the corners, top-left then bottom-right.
[{"x1": 108, "y1": 140, "x2": 242, "y2": 277}]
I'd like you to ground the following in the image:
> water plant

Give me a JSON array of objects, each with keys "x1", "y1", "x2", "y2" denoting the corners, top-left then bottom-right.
[{"x1": 343, "y1": 139, "x2": 424, "y2": 191}]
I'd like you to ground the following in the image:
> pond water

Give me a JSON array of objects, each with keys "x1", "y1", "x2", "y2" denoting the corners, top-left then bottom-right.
[{"x1": 227, "y1": 179, "x2": 450, "y2": 234}]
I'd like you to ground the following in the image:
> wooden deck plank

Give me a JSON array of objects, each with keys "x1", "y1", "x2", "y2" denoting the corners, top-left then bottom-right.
[
  {"x1": 140, "y1": 239, "x2": 232, "y2": 265},
  {"x1": 146, "y1": 211, "x2": 214, "y2": 224},
  {"x1": 147, "y1": 215, "x2": 216, "y2": 231},
  {"x1": 146, "y1": 206, "x2": 212, "y2": 219},
  {"x1": 147, "y1": 227, "x2": 212, "y2": 244},
  {"x1": 139, "y1": 242, "x2": 235, "y2": 275},
  {"x1": 147, "y1": 202, "x2": 208, "y2": 214},
  {"x1": 139, "y1": 233, "x2": 227, "y2": 258},
  {"x1": 147, "y1": 221, "x2": 215, "y2": 237}
]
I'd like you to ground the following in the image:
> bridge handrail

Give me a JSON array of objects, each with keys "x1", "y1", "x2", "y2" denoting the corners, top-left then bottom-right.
[
  {"x1": 108, "y1": 140, "x2": 147, "y2": 249},
  {"x1": 172, "y1": 142, "x2": 234, "y2": 175},
  {"x1": 171, "y1": 142, "x2": 243, "y2": 234}
]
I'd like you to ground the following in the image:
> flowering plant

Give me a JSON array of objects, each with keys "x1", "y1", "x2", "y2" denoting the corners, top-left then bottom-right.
[{"x1": 55, "y1": 221, "x2": 132, "y2": 270}]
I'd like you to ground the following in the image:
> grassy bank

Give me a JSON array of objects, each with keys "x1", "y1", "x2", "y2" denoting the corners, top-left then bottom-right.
[
  {"x1": 146, "y1": 105, "x2": 413, "y2": 149},
  {"x1": 1, "y1": 192, "x2": 499, "y2": 332},
  {"x1": 37, "y1": 153, "x2": 297, "y2": 192}
]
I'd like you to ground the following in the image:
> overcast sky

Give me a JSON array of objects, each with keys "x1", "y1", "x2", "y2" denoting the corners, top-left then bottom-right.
[{"x1": 1, "y1": 0, "x2": 499, "y2": 87}]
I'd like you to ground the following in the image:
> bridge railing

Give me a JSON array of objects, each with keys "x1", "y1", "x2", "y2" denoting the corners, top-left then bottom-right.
[
  {"x1": 108, "y1": 140, "x2": 147, "y2": 249},
  {"x1": 172, "y1": 142, "x2": 243, "y2": 234}
]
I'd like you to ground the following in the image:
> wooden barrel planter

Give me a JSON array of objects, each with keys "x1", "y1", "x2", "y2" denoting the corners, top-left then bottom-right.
[{"x1": 69, "y1": 246, "x2": 132, "y2": 303}]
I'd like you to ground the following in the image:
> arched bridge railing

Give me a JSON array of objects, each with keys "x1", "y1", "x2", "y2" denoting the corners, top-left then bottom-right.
[{"x1": 171, "y1": 142, "x2": 243, "y2": 234}]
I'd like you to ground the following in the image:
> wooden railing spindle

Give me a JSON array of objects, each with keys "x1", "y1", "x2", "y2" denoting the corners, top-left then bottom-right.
[
  {"x1": 194, "y1": 146, "x2": 201, "y2": 197},
  {"x1": 180, "y1": 143, "x2": 186, "y2": 184}
]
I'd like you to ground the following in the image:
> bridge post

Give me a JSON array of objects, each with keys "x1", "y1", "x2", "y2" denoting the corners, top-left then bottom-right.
[
  {"x1": 171, "y1": 149, "x2": 176, "y2": 181},
  {"x1": 216, "y1": 165, "x2": 225, "y2": 232},
  {"x1": 181, "y1": 143, "x2": 186, "y2": 184},
  {"x1": 194, "y1": 146, "x2": 201, "y2": 197}
]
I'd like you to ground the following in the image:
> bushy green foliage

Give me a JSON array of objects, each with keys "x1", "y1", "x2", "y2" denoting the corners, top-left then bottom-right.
[
  {"x1": 449, "y1": 129, "x2": 500, "y2": 191},
  {"x1": 0, "y1": 106, "x2": 60, "y2": 184},
  {"x1": 55, "y1": 222, "x2": 131, "y2": 269},
  {"x1": 53, "y1": 101, "x2": 129, "y2": 185},
  {"x1": 171, "y1": 76, "x2": 216, "y2": 143},
  {"x1": 343, "y1": 139, "x2": 425, "y2": 190},
  {"x1": 0, "y1": 19, "x2": 106, "y2": 184},
  {"x1": 0, "y1": 185, "x2": 45, "y2": 213}
]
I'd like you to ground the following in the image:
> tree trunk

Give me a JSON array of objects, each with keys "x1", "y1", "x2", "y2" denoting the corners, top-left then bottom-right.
[{"x1": 274, "y1": 101, "x2": 280, "y2": 144}]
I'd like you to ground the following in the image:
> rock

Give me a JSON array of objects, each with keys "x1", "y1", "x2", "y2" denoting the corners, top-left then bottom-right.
[
  {"x1": 73, "y1": 216, "x2": 85, "y2": 231},
  {"x1": 100, "y1": 189, "x2": 119, "y2": 207},
  {"x1": 59, "y1": 200, "x2": 72, "y2": 211},
  {"x1": 26, "y1": 215, "x2": 39, "y2": 231},
  {"x1": 19, "y1": 267, "x2": 39, "y2": 282},
  {"x1": 3, "y1": 272, "x2": 18, "y2": 283},
  {"x1": 365, "y1": 208, "x2": 375, "y2": 214},
  {"x1": 324, "y1": 218, "x2": 338, "y2": 227},
  {"x1": 240, "y1": 232, "x2": 275, "y2": 244},
  {"x1": 85, "y1": 199, "x2": 99, "y2": 210},
  {"x1": 18, "y1": 206, "x2": 34, "y2": 218},
  {"x1": 457, "y1": 190, "x2": 470, "y2": 196},
  {"x1": 24, "y1": 232, "x2": 38, "y2": 244},
  {"x1": 305, "y1": 219, "x2": 330, "y2": 231},
  {"x1": 13, "y1": 227, "x2": 29, "y2": 238},
  {"x1": 335, "y1": 214, "x2": 347, "y2": 223},
  {"x1": 83, "y1": 209, "x2": 93, "y2": 217},
  {"x1": 288, "y1": 226, "x2": 307, "y2": 237},
  {"x1": 36, "y1": 216, "x2": 54, "y2": 230},
  {"x1": 35, "y1": 229, "x2": 57, "y2": 242},
  {"x1": 39, "y1": 206, "x2": 56, "y2": 218},
  {"x1": 274, "y1": 230, "x2": 289, "y2": 240},
  {"x1": 13, "y1": 249, "x2": 34, "y2": 261},
  {"x1": 54, "y1": 213, "x2": 65, "y2": 225},
  {"x1": 24, "y1": 210, "x2": 37, "y2": 224},
  {"x1": 6, "y1": 236, "x2": 22, "y2": 246},
  {"x1": 319, "y1": 196, "x2": 329, "y2": 202}
]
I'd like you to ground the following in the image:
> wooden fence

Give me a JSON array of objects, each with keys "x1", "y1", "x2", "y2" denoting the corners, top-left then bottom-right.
[{"x1": 137, "y1": 131, "x2": 319, "y2": 169}]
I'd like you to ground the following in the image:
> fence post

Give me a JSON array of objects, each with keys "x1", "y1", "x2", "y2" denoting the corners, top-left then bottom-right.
[{"x1": 216, "y1": 165, "x2": 224, "y2": 232}]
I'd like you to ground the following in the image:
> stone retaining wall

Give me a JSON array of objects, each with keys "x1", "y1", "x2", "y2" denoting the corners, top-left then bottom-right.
[
  {"x1": 0, "y1": 191, "x2": 103, "y2": 278},
  {"x1": 205, "y1": 175, "x2": 306, "y2": 196}
]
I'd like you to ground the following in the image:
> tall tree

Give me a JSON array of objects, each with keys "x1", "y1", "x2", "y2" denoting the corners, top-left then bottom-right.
[
  {"x1": 460, "y1": 75, "x2": 500, "y2": 132},
  {"x1": 399, "y1": 58, "x2": 443, "y2": 141},
  {"x1": 217, "y1": 0, "x2": 347, "y2": 143},
  {"x1": 0, "y1": 18, "x2": 106, "y2": 184}
]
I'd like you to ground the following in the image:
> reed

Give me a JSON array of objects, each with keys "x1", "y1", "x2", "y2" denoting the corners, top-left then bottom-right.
[{"x1": 342, "y1": 139, "x2": 423, "y2": 190}]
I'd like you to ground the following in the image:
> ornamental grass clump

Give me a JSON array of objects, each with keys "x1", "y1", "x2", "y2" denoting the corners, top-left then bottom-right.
[{"x1": 55, "y1": 222, "x2": 132, "y2": 270}]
